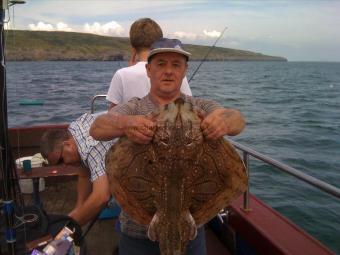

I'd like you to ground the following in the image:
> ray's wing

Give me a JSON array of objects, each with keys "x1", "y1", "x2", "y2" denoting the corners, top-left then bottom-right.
[
  {"x1": 187, "y1": 138, "x2": 248, "y2": 225},
  {"x1": 106, "y1": 137, "x2": 161, "y2": 225}
]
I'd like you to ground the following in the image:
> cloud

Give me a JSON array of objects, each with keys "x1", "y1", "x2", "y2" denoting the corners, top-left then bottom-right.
[
  {"x1": 28, "y1": 20, "x2": 125, "y2": 36},
  {"x1": 56, "y1": 22, "x2": 73, "y2": 32},
  {"x1": 28, "y1": 21, "x2": 54, "y2": 31},
  {"x1": 28, "y1": 21, "x2": 73, "y2": 32},
  {"x1": 174, "y1": 31, "x2": 198, "y2": 40},
  {"x1": 173, "y1": 29, "x2": 223, "y2": 42},
  {"x1": 203, "y1": 30, "x2": 221, "y2": 38},
  {"x1": 83, "y1": 21, "x2": 124, "y2": 36}
]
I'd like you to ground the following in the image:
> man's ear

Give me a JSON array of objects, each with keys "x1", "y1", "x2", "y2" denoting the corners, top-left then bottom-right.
[
  {"x1": 182, "y1": 62, "x2": 188, "y2": 79},
  {"x1": 146, "y1": 63, "x2": 151, "y2": 78},
  {"x1": 63, "y1": 139, "x2": 71, "y2": 147},
  {"x1": 63, "y1": 138, "x2": 76, "y2": 150}
]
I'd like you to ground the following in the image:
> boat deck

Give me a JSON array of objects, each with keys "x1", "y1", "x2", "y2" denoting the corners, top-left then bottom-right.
[
  {"x1": 22, "y1": 178, "x2": 119, "y2": 255},
  {"x1": 8, "y1": 125, "x2": 337, "y2": 255},
  {"x1": 10, "y1": 125, "x2": 231, "y2": 255},
  {"x1": 21, "y1": 178, "x2": 231, "y2": 255}
]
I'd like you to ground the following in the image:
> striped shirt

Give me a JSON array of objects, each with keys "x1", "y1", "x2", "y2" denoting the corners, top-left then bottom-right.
[
  {"x1": 68, "y1": 113, "x2": 114, "y2": 182},
  {"x1": 111, "y1": 93, "x2": 222, "y2": 239}
]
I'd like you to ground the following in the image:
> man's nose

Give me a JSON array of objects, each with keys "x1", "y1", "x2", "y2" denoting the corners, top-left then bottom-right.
[{"x1": 164, "y1": 65, "x2": 173, "y2": 75}]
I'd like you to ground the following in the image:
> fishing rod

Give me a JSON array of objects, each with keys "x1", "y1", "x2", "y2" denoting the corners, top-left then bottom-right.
[
  {"x1": 1, "y1": 1, "x2": 26, "y2": 254},
  {"x1": 188, "y1": 26, "x2": 228, "y2": 83},
  {"x1": 1, "y1": 2, "x2": 17, "y2": 254}
]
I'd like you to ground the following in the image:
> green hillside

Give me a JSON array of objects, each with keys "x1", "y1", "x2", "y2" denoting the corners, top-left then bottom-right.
[{"x1": 5, "y1": 30, "x2": 287, "y2": 61}]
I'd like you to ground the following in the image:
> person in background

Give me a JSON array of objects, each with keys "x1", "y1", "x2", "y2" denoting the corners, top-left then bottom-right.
[
  {"x1": 90, "y1": 38, "x2": 246, "y2": 255},
  {"x1": 106, "y1": 17, "x2": 191, "y2": 110},
  {"x1": 40, "y1": 113, "x2": 113, "y2": 226}
]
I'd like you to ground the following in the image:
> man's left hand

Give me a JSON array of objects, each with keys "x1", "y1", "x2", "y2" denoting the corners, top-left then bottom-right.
[{"x1": 200, "y1": 108, "x2": 245, "y2": 140}]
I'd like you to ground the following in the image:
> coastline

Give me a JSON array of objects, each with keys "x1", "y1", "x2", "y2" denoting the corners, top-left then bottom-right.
[{"x1": 5, "y1": 30, "x2": 287, "y2": 62}]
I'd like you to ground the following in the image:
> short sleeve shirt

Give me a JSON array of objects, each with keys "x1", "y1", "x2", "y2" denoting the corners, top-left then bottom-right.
[
  {"x1": 106, "y1": 61, "x2": 192, "y2": 105},
  {"x1": 68, "y1": 113, "x2": 114, "y2": 182}
]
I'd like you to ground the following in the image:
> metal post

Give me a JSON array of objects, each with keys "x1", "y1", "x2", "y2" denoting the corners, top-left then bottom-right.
[
  {"x1": 242, "y1": 151, "x2": 251, "y2": 212},
  {"x1": 91, "y1": 94, "x2": 107, "y2": 113},
  {"x1": 32, "y1": 178, "x2": 43, "y2": 208}
]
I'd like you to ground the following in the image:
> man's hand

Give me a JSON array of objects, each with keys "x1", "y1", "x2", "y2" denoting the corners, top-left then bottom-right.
[
  {"x1": 200, "y1": 108, "x2": 245, "y2": 140},
  {"x1": 123, "y1": 115, "x2": 156, "y2": 144},
  {"x1": 90, "y1": 112, "x2": 155, "y2": 142},
  {"x1": 68, "y1": 175, "x2": 110, "y2": 226}
]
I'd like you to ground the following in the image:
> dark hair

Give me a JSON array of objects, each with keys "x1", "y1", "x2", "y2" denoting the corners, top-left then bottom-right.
[
  {"x1": 129, "y1": 18, "x2": 163, "y2": 52},
  {"x1": 40, "y1": 129, "x2": 69, "y2": 159}
]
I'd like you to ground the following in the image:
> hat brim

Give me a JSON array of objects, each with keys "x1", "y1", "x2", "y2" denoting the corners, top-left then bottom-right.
[{"x1": 148, "y1": 48, "x2": 191, "y2": 61}]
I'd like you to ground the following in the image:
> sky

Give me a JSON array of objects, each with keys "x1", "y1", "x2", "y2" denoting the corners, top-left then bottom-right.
[{"x1": 5, "y1": 0, "x2": 340, "y2": 61}]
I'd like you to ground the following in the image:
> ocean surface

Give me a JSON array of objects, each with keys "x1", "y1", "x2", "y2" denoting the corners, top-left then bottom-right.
[{"x1": 6, "y1": 61, "x2": 340, "y2": 253}]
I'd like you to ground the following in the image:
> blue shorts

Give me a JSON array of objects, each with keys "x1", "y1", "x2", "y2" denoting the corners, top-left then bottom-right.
[{"x1": 119, "y1": 227, "x2": 206, "y2": 255}]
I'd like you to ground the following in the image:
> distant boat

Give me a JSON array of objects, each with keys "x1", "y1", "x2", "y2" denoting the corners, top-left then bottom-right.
[{"x1": 19, "y1": 99, "x2": 45, "y2": 106}]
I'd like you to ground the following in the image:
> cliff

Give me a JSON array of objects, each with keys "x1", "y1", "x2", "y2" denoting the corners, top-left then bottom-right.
[{"x1": 5, "y1": 30, "x2": 287, "y2": 61}]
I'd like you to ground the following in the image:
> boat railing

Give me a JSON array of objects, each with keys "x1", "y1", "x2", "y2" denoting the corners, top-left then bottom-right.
[
  {"x1": 91, "y1": 94, "x2": 107, "y2": 114},
  {"x1": 228, "y1": 139, "x2": 340, "y2": 211}
]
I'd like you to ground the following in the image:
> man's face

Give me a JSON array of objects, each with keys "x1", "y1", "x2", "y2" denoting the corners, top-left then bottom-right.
[
  {"x1": 146, "y1": 52, "x2": 188, "y2": 98},
  {"x1": 47, "y1": 138, "x2": 80, "y2": 165}
]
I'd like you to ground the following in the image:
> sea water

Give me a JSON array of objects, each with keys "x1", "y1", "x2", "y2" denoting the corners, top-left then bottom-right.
[{"x1": 6, "y1": 61, "x2": 340, "y2": 253}]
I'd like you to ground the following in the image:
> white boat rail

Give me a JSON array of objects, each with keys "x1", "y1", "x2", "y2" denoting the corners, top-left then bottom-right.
[
  {"x1": 228, "y1": 139, "x2": 340, "y2": 210},
  {"x1": 91, "y1": 94, "x2": 107, "y2": 113}
]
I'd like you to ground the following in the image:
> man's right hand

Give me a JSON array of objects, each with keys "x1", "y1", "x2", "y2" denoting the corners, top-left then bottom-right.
[{"x1": 123, "y1": 115, "x2": 156, "y2": 144}]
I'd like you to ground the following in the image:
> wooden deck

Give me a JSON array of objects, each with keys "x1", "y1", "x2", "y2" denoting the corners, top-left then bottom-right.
[{"x1": 22, "y1": 178, "x2": 119, "y2": 255}]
